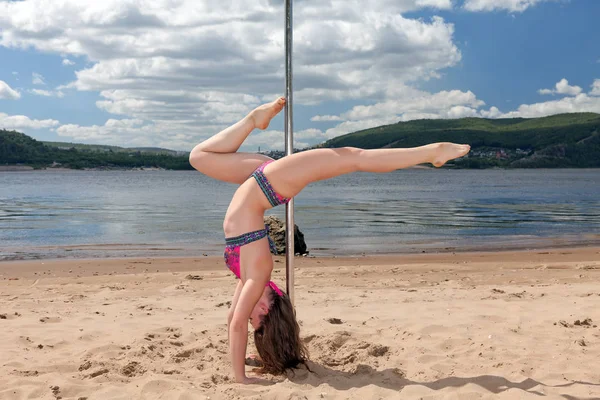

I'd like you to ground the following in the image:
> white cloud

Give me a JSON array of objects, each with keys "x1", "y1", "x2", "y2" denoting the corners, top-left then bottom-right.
[
  {"x1": 0, "y1": 80, "x2": 21, "y2": 99},
  {"x1": 417, "y1": 0, "x2": 453, "y2": 8},
  {"x1": 7, "y1": 1, "x2": 586, "y2": 151},
  {"x1": 0, "y1": 112, "x2": 59, "y2": 129},
  {"x1": 296, "y1": 128, "x2": 329, "y2": 142},
  {"x1": 311, "y1": 115, "x2": 343, "y2": 122},
  {"x1": 244, "y1": 128, "x2": 317, "y2": 151},
  {"x1": 30, "y1": 89, "x2": 52, "y2": 97},
  {"x1": 590, "y1": 79, "x2": 600, "y2": 97},
  {"x1": 480, "y1": 106, "x2": 503, "y2": 118},
  {"x1": 325, "y1": 117, "x2": 400, "y2": 139},
  {"x1": 538, "y1": 78, "x2": 582, "y2": 96},
  {"x1": 56, "y1": 118, "x2": 201, "y2": 149},
  {"x1": 29, "y1": 88, "x2": 65, "y2": 98},
  {"x1": 556, "y1": 79, "x2": 583, "y2": 95},
  {"x1": 316, "y1": 78, "x2": 600, "y2": 140},
  {"x1": 463, "y1": 0, "x2": 552, "y2": 12},
  {"x1": 320, "y1": 87, "x2": 487, "y2": 138},
  {"x1": 0, "y1": 0, "x2": 463, "y2": 150},
  {"x1": 32, "y1": 72, "x2": 45, "y2": 85},
  {"x1": 499, "y1": 93, "x2": 600, "y2": 118},
  {"x1": 243, "y1": 130, "x2": 292, "y2": 151}
]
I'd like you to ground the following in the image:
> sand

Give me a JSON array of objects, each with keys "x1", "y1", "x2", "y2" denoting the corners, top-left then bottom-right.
[{"x1": 1, "y1": 247, "x2": 600, "y2": 399}]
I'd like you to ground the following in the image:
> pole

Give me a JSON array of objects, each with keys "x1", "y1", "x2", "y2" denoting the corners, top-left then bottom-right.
[{"x1": 284, "y1": 0, "x2": 295, "y2": 305}]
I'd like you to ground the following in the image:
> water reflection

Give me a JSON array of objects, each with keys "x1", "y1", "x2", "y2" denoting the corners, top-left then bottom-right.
[{"x1": 1, "y1": 169, "x2": 599, "y2": 260}]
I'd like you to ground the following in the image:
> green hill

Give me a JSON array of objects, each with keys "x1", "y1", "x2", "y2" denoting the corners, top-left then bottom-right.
[
  {"x1": 41, "y1": 141, "x2": 181, "y2": 156},
  {"x1": 40, "y1": 141, "x2": 125, "y2": 153},
  {"x1": 321, "y1": 113, "x2": 600, "y2": 168},
  {"x1": 2, "y1": 112, "x2": 600, "y2": 170},
  {"x1": 0, "y1": 130, "x2": 192, "y2": 170}
]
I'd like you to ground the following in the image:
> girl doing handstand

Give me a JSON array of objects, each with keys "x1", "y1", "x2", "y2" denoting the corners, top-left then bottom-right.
[{"x1": 189, "y1": 97, "x2": 470, "y2": 384}]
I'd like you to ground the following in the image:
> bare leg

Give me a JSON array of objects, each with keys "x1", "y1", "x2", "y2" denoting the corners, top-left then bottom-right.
[
  {"x1": 265, "y1": 143, "x2": 470, "y2": 198},
  {"x1": 189, "y1": 97, "x2": 286, "y2": 184}
]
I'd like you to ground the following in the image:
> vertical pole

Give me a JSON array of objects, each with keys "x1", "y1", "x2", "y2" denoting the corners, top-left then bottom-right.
[{"x1": 284, "y1": 0, "x2": 295, "y2": 305}]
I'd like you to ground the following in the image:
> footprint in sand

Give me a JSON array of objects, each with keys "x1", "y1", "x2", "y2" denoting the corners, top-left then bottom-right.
[
  {"x1": 79, "y1": 361, "x2": 92, "y2": 371},
  {"x1": 211, "y1": 374, "x2": 230, "y2": 384},
  {"x1": 367, "y1": 344, "x2": 389, "y2": 357},
  {"x1": 87, "y1": 368, "x2": 109, "y2": 378},
  {"x1": 574, "y1": 318, "x2": 594, "y2": 327},
  {"x1": 170, "y1": 348, "x2": 202, "y2": 364},
  {"x1": 121, "y1": 361, "x2": 145, "y2": 377},
  {"x1": 555, "y1": 318, "x2": 596, "y2": 328},
  {"x1": 508, "y1": 291, "x2": 533, "y2": 299},
  {"x1": 14, "y1": 370, "x2": 40, "y2": 377},
  {"x1": 50, "y1": 385, "x2": 60, "y2": 398},
  {"x1": 322, "y1": 352, "x2": 357, "y2": 367},
  {"x1": 328, "y1": 331, "x2": 352, "y2": 351},
  {"x1": 163, "y1": 369, "x2": 182, "y2": 375}
]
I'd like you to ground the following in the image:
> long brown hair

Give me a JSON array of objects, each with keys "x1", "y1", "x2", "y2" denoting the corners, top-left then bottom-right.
[{"x1": 253, "y1": 290, "x2": 309, "y2": 374}]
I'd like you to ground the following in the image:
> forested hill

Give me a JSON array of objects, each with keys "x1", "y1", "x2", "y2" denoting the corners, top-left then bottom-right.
[
  {"x1": 2, "y1": 112, "x2": 600, "y2": 170},
  {"x1": 0, "y1": 130, "x2": 193, "y2": 170},
  {"x1": 321, "y1": 113, "x2": 600, "y2": 168}
]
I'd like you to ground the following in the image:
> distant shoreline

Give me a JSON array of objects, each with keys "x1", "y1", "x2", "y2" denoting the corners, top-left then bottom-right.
[
  {"x1": 5, "y1": 164, "x2": 600, "y2": 172},
  {"x1": 0, "y1": 166, "x2": 167, "y2": 172},
  {"x1": 0, "y1": 165, "x2": 432, "y2": 172}
]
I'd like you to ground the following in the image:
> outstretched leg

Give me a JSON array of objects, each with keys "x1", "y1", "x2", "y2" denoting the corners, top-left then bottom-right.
[
  {"x1": 265, "y1": 143, "x2": 470, "y2": 198},
  {"x1": 189, "y1": 97, "x2": 286, "y2": 184}
]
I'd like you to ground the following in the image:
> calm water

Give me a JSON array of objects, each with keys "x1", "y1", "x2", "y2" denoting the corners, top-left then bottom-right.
[{"x1": 1, "y1": 169, "x2": 599, "y2": 261}]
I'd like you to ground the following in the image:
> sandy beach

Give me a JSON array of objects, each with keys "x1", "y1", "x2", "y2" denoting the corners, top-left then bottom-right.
[{"x1": 1, "y1": 247, "x2": 600, "y2": 399}]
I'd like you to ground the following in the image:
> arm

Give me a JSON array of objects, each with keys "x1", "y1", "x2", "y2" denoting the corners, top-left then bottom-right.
[
  {"x1": 229, "y1": 278, "x2": 266, "y2": 383},
  {"x1": 227, "y1": 281, "x2": 244, "y2": 332}
]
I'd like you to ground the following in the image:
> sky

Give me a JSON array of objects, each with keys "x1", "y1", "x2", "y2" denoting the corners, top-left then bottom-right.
[{"x1": 0, "y1": 0, "x2": 599, "y2": 151}]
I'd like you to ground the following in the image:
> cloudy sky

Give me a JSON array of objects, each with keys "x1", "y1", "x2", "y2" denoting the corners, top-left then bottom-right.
[{"x1": 0, "y1": 0, "x2": 599, "y2": 151}]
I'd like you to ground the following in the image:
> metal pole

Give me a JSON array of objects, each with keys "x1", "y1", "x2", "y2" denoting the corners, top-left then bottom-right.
[{"x1": 284, "y1": 0, "x2": 295, "y2": 305}]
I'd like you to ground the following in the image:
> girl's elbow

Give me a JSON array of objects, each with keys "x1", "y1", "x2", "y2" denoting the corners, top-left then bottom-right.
[{"x1": 229, "y1": 316, "x2": 248, "y2": 333}]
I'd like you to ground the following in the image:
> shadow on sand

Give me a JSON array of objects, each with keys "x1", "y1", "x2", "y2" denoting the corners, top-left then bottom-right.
[{"x1": 286, "y1": 362, "x2": 600, "y2": 399}]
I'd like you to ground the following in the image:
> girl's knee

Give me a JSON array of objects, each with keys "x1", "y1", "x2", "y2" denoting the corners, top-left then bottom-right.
[
  {"x1": 189, "y1": 148, "x2": 209, "y2": 171},
  {"x1": 337, "y1": 146, "x2": 361, "y2": 155},
  {"x1": 337, "y1": 147, "x2": 363, "y2": 170}
]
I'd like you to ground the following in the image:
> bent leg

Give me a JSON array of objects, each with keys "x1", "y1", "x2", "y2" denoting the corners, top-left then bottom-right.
[
  {"x1": 189, "y1": 98, "x2": 285, "y2": 184},
  {"x1": 265, "y1": 143, "x2": 470, "y2": 198}
]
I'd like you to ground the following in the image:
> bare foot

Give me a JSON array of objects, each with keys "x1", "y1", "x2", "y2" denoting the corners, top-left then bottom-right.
[
  {"x1": 250, "y1": 97, "x2": 286, "y2": 130},
  {"x1": 432, "y1": 143, "x2": 471, "y2": 167}
]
